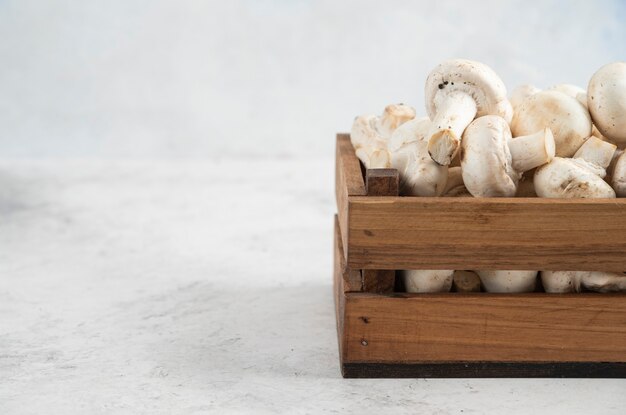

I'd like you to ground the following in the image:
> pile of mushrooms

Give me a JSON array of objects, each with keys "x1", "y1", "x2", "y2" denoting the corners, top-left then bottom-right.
[{"x1": 351, "y1": 59, "x2": 626, "y2": 294}]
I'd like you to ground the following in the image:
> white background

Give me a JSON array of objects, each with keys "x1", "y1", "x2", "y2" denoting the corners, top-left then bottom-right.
[
  {"x1": 2, "y1": 2, "x2": 626, "y2": 414},
  {"x1": 0, "y1": 0, "x2": 624, "y2": 159}
]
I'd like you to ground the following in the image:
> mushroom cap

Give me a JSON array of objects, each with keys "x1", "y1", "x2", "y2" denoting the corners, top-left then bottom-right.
[
  {"x1": 511, "y1": 90, "x2": 592, "y2": 157},
  {"x1": 351, "y1": 115, "x2": 386, "y2": 149},
  {"x1": 388, "y1": 116, "x2": 430, "y2": 152},
  {"x1": 548, "y1": 84, "x2": 588, "y2": 109},
  {"x1": 351, "y1": 115, "x2": 390, "y2": 168},
  {"x1": 476, "y1": 270, "x2": 537, "y2": 293},
  {"x1": 376, "y1": 103, "x2": 417, "y2": 138},
  {"x1": 425, "y1": 59, "x2": 512, "y2": 124},
  {"x1": 587, "y1": 62, "x2": 626, "y2": 143},
  {"x1": 460, "y1": 115, "x2": 518, "y2": 197},
  {"x1": 548, "y1": 83, "x2": 586, "y2": 98},
  {"x1": 510, "y1": 84, "x2": 540, "y2": 110},
  {"x1": 390, "y1": 117, "x2": 448, "y2": 196},
  {"x1": 534, "y1": 157, "x2": 616, "y2": 198}
]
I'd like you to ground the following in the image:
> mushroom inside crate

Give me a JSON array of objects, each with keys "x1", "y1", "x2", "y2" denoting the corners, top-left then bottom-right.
[
  {"x1": 348, "y1": 58, "x2": 626, "y2": 294},
  {"x1": 350, "y1": 104, "x2": 416, "y2": 169},
  {"x1": 424, "y1": 59, "x2": 512, "y2": 166}
]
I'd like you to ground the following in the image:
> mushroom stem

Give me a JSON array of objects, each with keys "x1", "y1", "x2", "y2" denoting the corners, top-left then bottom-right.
[
  {"x1": 427, "y1": 91, "x2": 477, "y2": 166},
  {"x1": 573, "y1": 136, "x2": 617, "y2": 169},
  {"x1": 508, "y1": 128, "x2": 555, "y2": 173}
]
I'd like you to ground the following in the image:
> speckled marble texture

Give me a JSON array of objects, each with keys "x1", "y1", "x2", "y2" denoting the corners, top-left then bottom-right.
[{"x1": 1, "y1": 159, "x2": 625, "y2": 414}]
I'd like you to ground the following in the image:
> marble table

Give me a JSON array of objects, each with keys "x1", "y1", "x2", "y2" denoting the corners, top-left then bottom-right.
[{"x1": 1, "y1": 158, "x2": 624, "y2": 414}]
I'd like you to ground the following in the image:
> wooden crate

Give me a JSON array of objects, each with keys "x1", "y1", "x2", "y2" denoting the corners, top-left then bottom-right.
[{"x1": 334, "y1": 133, "x2": 626, "y2": 378}]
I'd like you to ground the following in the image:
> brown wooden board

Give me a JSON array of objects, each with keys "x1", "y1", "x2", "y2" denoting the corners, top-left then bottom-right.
[
  {"x1": 452, "y1": 270, "x2": 482, "y2": 292},
  {"x1": 343, "y1": 292, "x2": 626, "y2": 364},
  {"x1": 334, "y1": 134, "x2": 626, "y2": 378},
  {"x1": 333, "y1": 213, "x2": 626, "y2": 378},
  {"x1": 334, "y1": 215, "x2": 362, "y2": 292},
  {"x1": 361, "y1": 169, "x2": 399, "y2": 293},
  {"x1": 333, "y1": 216, "x2": 348, "y2": 371},
  {"x1": 335, "y1": 134, "x2": 365, "y2": 263},
  {"x1": 347, "y1": 196, "x2": 626, "y2": 271},
  {"x1": 336, "y1": 135, "x2": 626, "y2": 271}
]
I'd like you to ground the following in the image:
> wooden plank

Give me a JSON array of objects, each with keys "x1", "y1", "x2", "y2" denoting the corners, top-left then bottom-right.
[
  {"x1": 335, "y1": 134, "x2": 366, "y2": 262},
  {"x1": 347, "y1": 196, "x2": 626, "y2": 271},
  {"x1": 452, "y1": 270, "x2": 482, "y2": 293},
  {"x1": 342, "y1": 292, "x2": 626, "y2": 364},
  {"x1": 361, "y1": 270, "x2": 395, "y2": 294},
  {"x1": 365, "y1": 168, "x2": 399, "y2": 197},
  {"x1": 334, "y1": 215, "x2": 362, "y2": 292},
  {"x1": 333, "y1": 216, "x2": 348, "y2": 374},
  {"x1": 361, "y1": 168, "x2": 399, "y2": 293},
  {"x1": 342, "y1": 362, "x2": 626, "y2": 378}
]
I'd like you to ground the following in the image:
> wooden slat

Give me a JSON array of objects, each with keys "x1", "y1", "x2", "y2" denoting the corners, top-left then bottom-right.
[
  {"x1": 342, "y1": 362, "x2": 626, "y2": 378},
  {"x1": 335, "y1": 134, "x2": 366, "y2": 262},
  {"x1": 334, "y1": 215, "x2": 362, "y2": 292},
  {"x1": 452, "y1": 270, "x2": 482, "y2": 293},
  {"x1": 347, "y1": 197, "x2": 626, "y2": 271},
  {"x1": 333, "y1": 216, "x2": 348, "y2": 373},
  {"x1": 342, "y1": 292, "x2": 626, "y2": 364},
  {"x1": 361, "y1": 169, "x2": 399, "y2": 293},
  {"x1": 365, "y1": 168, "x2": 399, "y2": 197}
]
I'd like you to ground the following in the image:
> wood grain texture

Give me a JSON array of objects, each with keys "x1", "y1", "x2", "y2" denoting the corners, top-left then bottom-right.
[
  {"x1": 342, "y1": 292, "x2": 626, "y2": 363},
  {"x1": 342, "y1": 362, "x2": 626, "y2": 378},
  {"x1": 347, "y1": 196, "x2": 626, "y2": 271},
  {"x1": 361, "y1": 270, "x2": 395, "y2": 294},
  {"x1": 452, "y1": 270, "x2": 482, "y2": 293},
  {"x1": 361, "y1": 168, "x2": 399, "y2": 293},
  {"x1": 333, "y1": 216, "x2": 348, "y2": 372},
  {"x1": 334, "y1": 215, "x2": 362, "y2": 292},
  {"x1": 335, "y1": 134, "x2": 365, "y2": 263},
  {"x1": 365, "y1": 169, "x2": 399, "y2": 197}
]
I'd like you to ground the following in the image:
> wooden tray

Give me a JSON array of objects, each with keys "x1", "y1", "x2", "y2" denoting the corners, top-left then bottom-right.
[{"x1": 334, "y1": 133, "x2": 626, "y2": 378}]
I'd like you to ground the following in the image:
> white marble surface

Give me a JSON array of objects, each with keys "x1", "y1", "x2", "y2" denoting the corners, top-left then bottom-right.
[{"x1": 1, "y1": 158, "x2": 625, "y2": 414}]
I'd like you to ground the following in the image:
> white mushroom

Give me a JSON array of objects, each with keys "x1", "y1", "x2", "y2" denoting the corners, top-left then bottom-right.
[
  {"x1": 511, "y1": 90, "x2": 592, "y2": 158},
  {"x1": 534, "y1": 158, "x2": 615, "y2": 198},
  {"x1": 441, "y1": 166, "x2": 471, "y2": 197},
  {"x1": 534, "y1": 137, "x2": 617, "y2": 198},
  {"x1": 543, "y1": 84, "x2": 608, "y2": 136},
  {"x1": 389, "y1": 117, "x2": 448, "y2": 196},
  {"x1": 510, "y1": 84, "x2": 540, "y2": 111},
  {"x1": 424, "y1": 59, "x2": 512, "y2": 166},
  {"x1": 587, "y1": 62, "x2": 626, "y2": 144},
  {"x1": 548, "y1": 83, "x2": 587, "y2": 107},
  {"x1": 401, "y1": 270, "x2": 454, "y2": 293},
  {"x1": 573, "y1": 135, "x2": 617, "y2": 169},
  {"x1": 611, "y1": 150, "x2": 626, "y2": 196},
  {"x1": 460, "y1": 115, "x2": 555, "y2": 197},
  {"x1": 351, "y1": 104, "x2": 416, "y2": 168},
  {"x1": 475, "y1": 270, "x2": 538, "y2": 293},
  {"x1": 542, "y1": 271, "x2": 626, "y2": 293},
  {"x1": 375, "y1": 104, "x2": 418, "y2": 139}
]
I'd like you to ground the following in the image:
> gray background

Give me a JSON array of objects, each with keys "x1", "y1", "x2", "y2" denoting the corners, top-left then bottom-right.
[
  {"x1": 1, "y1": 0, "x2": 625, "y2": 159},
  {"x1": 2, "y1": 2, "x2": 626, "y2": 414}
]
